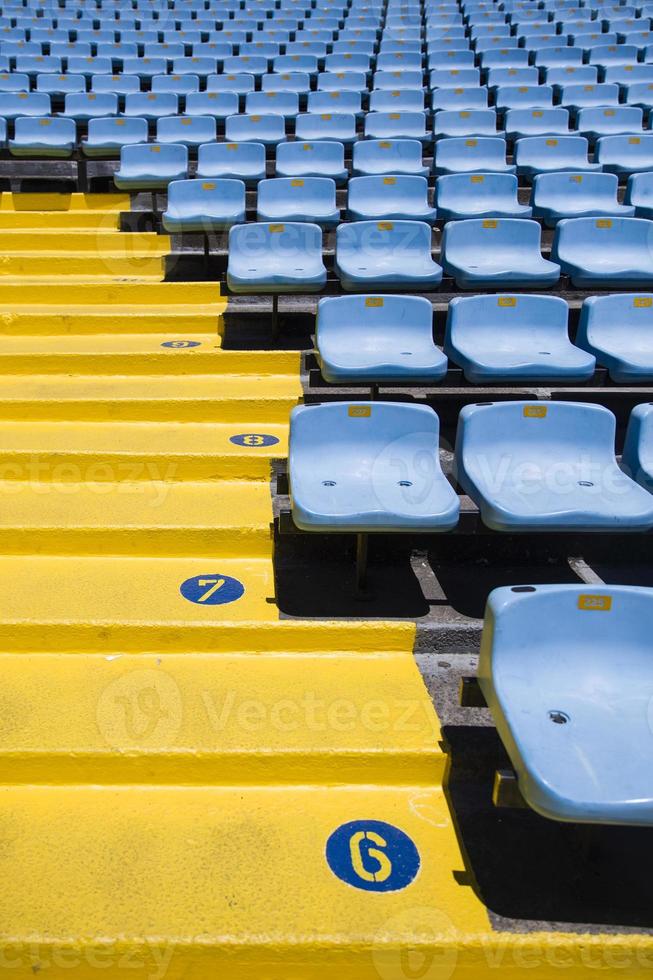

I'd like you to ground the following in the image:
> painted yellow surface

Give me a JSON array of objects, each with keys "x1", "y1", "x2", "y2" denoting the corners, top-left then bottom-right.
[{"x1": 0, "y1": 193, "x2": 650, "y2": 977}]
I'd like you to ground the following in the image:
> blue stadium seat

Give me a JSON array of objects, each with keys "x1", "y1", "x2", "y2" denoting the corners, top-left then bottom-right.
[
  {"x1": 0, "y1": 91, "x2": 49, "y2": 118},
  {"x1": 533, "y1": 171, "x2": 635, "y2": 225},
  {"x1": 495, "y1": 84, "x2": 554, "y2": 112},
  {"x1": 262, "y1": 72, "x2": 311, "y2": 95},
  {"x1": 8, "y1": 115, "x2": 73, "y2": 157},
  {"x1": 15, "y1": 54, "x2": 62, "y2": 76},
  {"x1": 309, "y1": 90, "x2": 363, "y2": 114},
  {"x1": 324, "y1": 53, "x2": 371, "y2": 73},
  {"x1": 195, "y1": 141, "x2": 265, "y2": 185},
  {"x1": 623, "y1": 403, "x2": 653, "y2": 487},
  {"x1": 552, "y1": 216, "x2": 653, "y2": 287},
  {"x1": 589, "y1": 42, "x2": 639, "y2": 69},
  {"x1": 123, "y1": 92, "x2": 178, "y2": 119},
  {"x1": 577, "y1": 105, "x2": 644, "y2": 142},
  {"x1": 431, "y1": 87, "x2": 488, "y2": 112},
  {"x1": 434, "y1": 136, "x2": 515, "y2": 175},
  {"x1": 442, "y1": 218, "x2": 560, "y2": 288},
  {"x1": 256, "y1": 176, "x2": 339, "y2": 226},
  {"x1": 206, "y1": 73, "x2": 256, "y2": 95},
  {"x1": 91, "y1": 74, "x2": 141, "y2": 96},
  {"x1": 295, "y1": 111, "x2": 356, "y2": 143},
  {"x1": 246, "y1": 90, "x2": 299, "y2": 118},
  {"x1": 225, "y1": 112, "x2": 286, "y2": 145},
  {"x1": 535, "y1": 47, "x2": 584, "y2": 70},
  {"x1": 114, "y1": 142, "x2": 189, "y2": 190},
  {"x1": 227, "y1": 221, "x2": 326, "y2": 293},
  {"x1": 478, "y1": 583, "x2": 653, "y2": 824},
  {"x1": 161, "y1": 177, "x2": 246, "y2": 232},
  {"x1": 276, "y1": 139, "x2": 347, "y2": 182},
  {"x1": 433, "y1": 108, "x2": 498, "y2": 139},
  {"x1": 625, "y1": 171, "x2": 653, "y2": 218},
  {"x1": 604, "y1": 64, "x2": 653, "y2": 86},
  {"x1": 352, "y1": 137, "x2": 428, "y2": 176},
  {"x1": 364, "y1": 109, "x2": 427, "y2": 141},
  {"x1": 456, "y1": 400, "x2": 653, "y2": 531},
  {"x1": 0, "y1": 72, "x2": 29, "y2": 93},
  {"x1": 445, "y1": 293, "x2": 595, "y2": 382},
  {"x1": 625, "y1": 81, "x2": 653, "y2": 110},
  {"x1": 486, "y1": 67, "x2": 539, "y2": 90},
  {"x1": 335, "y1": 220, "x2": 443, "y2": 291},
  {"x1": 316, "y1": 294, "x2": 448, "y2": 384},
  {"x1": 577, "y1": 293, "x2": 653, "y2": 382},
  {"x1": 369, "y1": 89, "x2": 424, "y2": 113},
  {"x1": 544, "y1": 65, "x2": 599, "y2": 88},
  {"x1": 347, "y1": 175, "x2": 437, "y2": 221},
  {"x1": 597, "y1": 134, "x2": 653, "y2": 175},
  {"x1": 151, "y1": 74, "x2": 201, "y2": 96},
  {"x1": 559, "y1": 82, "x2": 620, "y2": 113},
  {"x1": 66, "y1": 55, "x2": 113, "y2": 77},
  {"x1": 184, "y1": 92, "x2": 239, "y2": 119},
  {"x1": 318, "y1": 70, "x2": 367, "y2": 93},
  {"x1": 289, "y1": 401, "x2": 459, "y2": 532},
  {"x1": 436, "y1": 173, "x2": 532, "y2": 220},
  {"x1": 62, "y1": 92, "x2": 118, "y2": 120},
  {"x1": 429, "y1": 49, "x2": 475, "y2": 69},
  {"x1": 36, "y1": 73, "x2": 86, "y2": 95},
  {"x1": 515, "y1": 135, "x2": 601, "y2": 178},
  {"x1": 429, "y1": 67, "x2": 481, "y2": 88},
  {"x1": 121, "y1": 56, "x2": 168, "y2": 79},
  {"x1": 156, "y1": 115, "x2": 217, "y2": 147},
  {"x1": 82, "y1": 117, "x2": 148, "y2": 158},
  {"x1": 223, "y1": 54, "x2": 269, "y2": 75},
  {"x1": 374, "y1": 70, "x2": 424, "y2": 91},
  {"x1": 504, "y1": 108, "x2": 570, "y2": 140}
]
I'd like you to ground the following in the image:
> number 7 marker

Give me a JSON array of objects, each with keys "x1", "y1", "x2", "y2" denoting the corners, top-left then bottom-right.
[{"x1": 197, "y1": 578, "x2": 225, "y2": 602}]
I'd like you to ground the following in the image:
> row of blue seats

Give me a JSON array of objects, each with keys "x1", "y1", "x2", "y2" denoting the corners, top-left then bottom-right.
[
  {"x1": 314, "y1": 291, "x2": 653, "y2": 383},
  {"x1": 96, "y1": 132, "x2": 653, "y2": 178},
  {"x1": 288, "y1": 398, "x2": 653, "y2": 532},
  {"x1": 218, "y1": 214, "x2": 653, "y2": 290},
  {"x1": 153, "y1": 169, "x2": 653, "y2": 226}
]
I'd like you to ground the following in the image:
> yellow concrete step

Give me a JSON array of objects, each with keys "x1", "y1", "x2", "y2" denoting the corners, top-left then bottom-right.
[
  {"x1": 0, "y1": 191, "x2": 130, "y2": 213},
  {"x1": 0, "y1": 650, "x2": 441, "y2": 783},
  {"x1": 0, "y1": 480, "x2": 272, "y2": 556},
  {"x1": 0, "y1": 254, "x2": 166, "y2": 278},
  {"x1": 0, "y1": 230, "x2": 169, "y2": 251},
  {"x1": 0, "y1": 420, "x2": 286, "y2": 480},
  {"x1": 0, "y1": 336, "x2": 298, "y2": 375},
  {"x1": 0, "y1": 282, "x2": 218, "y2": 305},
  {"x1": 0, "y1": 211, "x2": 123, "y2": 229},
  {"x1": 0, "y1": 310, "x2": 223, "y2": 335},
  {"x1": 0, "y1": 373, "x2": 300, "y2": 421}
]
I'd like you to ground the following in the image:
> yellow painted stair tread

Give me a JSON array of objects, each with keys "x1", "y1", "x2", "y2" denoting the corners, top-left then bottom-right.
[
  {"x1": 0, "y1": 192, "x2": 130, "y2": 212},
  {"x1": 0, "y1": 374, "x2": 300, "y2": 421},
  {"x1": 0, "y1": 420, "x2": 287, "y2": 480},
  {"x1": 0, "y1": 336, "x2": 299, "y2": 376},
  {"x1": 0, "y1": 211, "x2": 122, "y2": 228},
  {"x1": 0, "y1": 257, "x2": 166, "y2": 278},
  {"x1": 0, "y1": 480, "x2": 272, "y2": 556},
  {"x1": 0, "y1": 281, "x2": 220, "y2": 305},
  {"x1": 0, "y1": 231, "x2": 169, "y2": 251},
  {"x1": 0, "y1": 311, "x2": 224, "y2": 336},
  {"x1": 0, "y1": 652, "x2": 443, "y2": 783}
]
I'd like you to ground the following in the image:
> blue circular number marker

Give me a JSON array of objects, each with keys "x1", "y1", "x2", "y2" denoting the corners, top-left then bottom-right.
[
  {"x1": 326, "y1": 820, "x2": 420, "y2": 893},
  {"x1": 230, "y1": 433, "x2": 280, "y2": 448},
  {"x1": 161, "y1": 340, "x2": 202, "y2": 349},
  {"x1": 180, "y1": 574, "x2": 245, "y2": 606}
]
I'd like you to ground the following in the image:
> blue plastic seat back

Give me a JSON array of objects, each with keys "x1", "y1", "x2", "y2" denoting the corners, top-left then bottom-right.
[
  {"x1": 225, "y1": 112, "x2": 287, "y2": 142},
  {"x1": 369, "y1": 89, "x2": 424, "y2": 112},
  {"x1": 227, "y1": 220, "x2": 325, "y2": 289},
  {"x1": 560, "y1": 82, "x2": 620, "y2": 109},
  {"x1": 436, "y1": 172, "x2": 521, "y2": 211},
  {"x1": 118, "y1": 142, "x2": 189, "y2": 178},
  {"x1": 505, "y1": 107, "x2": 571, "y2": 136},
  {"x1": 185, "y1": 92, "x2": 239, "y2": 117},
  {"x1": 348, "y1": 174, "x2": 433, "y2": 215},
  {"x1": 432, "y1": 87, "x2": 488, "y2": 111},
  {"x1": 257, "y1": 175, "x2": 337, "y2": 218},
  {"x1": 12, "y1": 114, "x2": 75, "y2": 147},
  {"x1": 552, "y1": 215, "x2": 653, "y2": 263},
  {"x1": 197, "y1": 140, "x2": 266, "y2": 179},
  {"x1": 0, "y1": 71, "x2": 29, "y2": 92},
  {"x1": 443, "y1": 216, "x2": 546, "y2": 262},
  {"x1": 36, "y1": 73, "x2": 86, "y2": 94},
  {"x1": 124, "y1": 92, "x2": 179, "y2": 117},
  {"x1": 625, "y1": 169, "x2": 653, "y2": 209},
  {"x1": 317, "y1": 70, "x2": 367, "y2": 92},
  {"x1": 353, "y1": 137, "x2": 427, "y2": 175},
  {"x1": 63, "y1": 92, "x2": 118, "y2": 116},
  {"x1": 515, "y1": 135, "x2": 594, "y2": 171},
  {"x1": 577, "y1": 292, "x2": 653, "y2": 382},
  {"x1": 429, "y1": 67, "x2": 481, "y2": 88},
  {"x1": 623, "y1": 402, "x2": 653, "y2": 485},
  {"x1": 434, "y1": 135, "x2": 512, "y2": 173},
  {"x1": 337, "y1": 218, "x2": 434, "y2": 264},
  {"x1": 578, "y1": 105, "x2": 644, "y2": 135},
  {"x1": 276, "y1": 139, "x2": 346, "y2": 179},
  {"x1": 156, "y1": 115, "x2": 217, "y2": 144},
  {"x1": 206, "y1": 72, "x2": 256, "y2": 94},
  {"x1": 91, "y1": 74, "x2": 141, "y2": 95},
  {"x1": 372, "y1": 69, "x2": 424, "y2": 90},
  {"x1": 85, "y1": 116, "x2": 149, "y2": 150},
  {"x1": 364, "y1": 110, "x2": 427, "y2": 139},
  {"x1": 486, "y1": 67, "x2": 539, "y2": 89},
  {"x1": 495, "y1": 84, "x2": 554, "y2": 110},
  {"x1": 597, "y1": 133, "x2": 653, "y2": 170},
  {"x1": 0, "y1": 91, "x2": 50, "y2": 116},
  {"x1": 544, "y1": 65, "x2": 599, "y2": 86},
  {"x1": 246, "y1": 90, "x2": 299, "y2": 116},
  {"x1": 478, "y1": 583, "x2": 653, "y2": 825},
  {"x1": 295, "y1": 110, "x2": 356, "y2": 140},
  {"x1": 604, "y1": 64, "x2": 653, "y2": 85},
  {"x1": 289, "y1": 400, "x2": 459, "y2": 531},
  {"x1": 151, "y1": 73, "x2": 201, "y2": 94},
  {"x1": 164, "y1": 177, "x2": 246, "y2": 222},
  {"x1": 434, "y1": 108, "x2": 498, "y2": 137},
  {"x1": 262, "y1": 71, "x2": 311, "y2": 93},
  {"x1": 534, "y1": 170, "x2": 622, "y2": 210}
]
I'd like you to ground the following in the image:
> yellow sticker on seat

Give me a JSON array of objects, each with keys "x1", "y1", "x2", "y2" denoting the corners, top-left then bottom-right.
[
  {"x1": 378, "y1": 221, "x2": 393, "y2": 230},
  {"x1": 570, "y1": 175, "x2": 583, "y2": 182},
  {"x1": 604, "y1": 109, "x2": 616, "y2": 116},
  {"x1": 321, "y1": 113, "x2": 332, "y2": 120},
  {"x1": 383, "y1": 177, "x2": 396, "y2": 184},
  {"x1": 634, "y1": 297, "x2": 652, "y2": 307},
  {"x1": 483, "y1": 219, "x2": 497, "y2": 228},
  {"x1": 291, "y1": 179, "x2": 304, "y2": 186},
  {"x1": 596, "y1": 219, "x2": 612, "y2": 228},
  {"x1": 546, "y1": 139, "x2": 558, "y2": 146},
  {"x1": 379, "y1": 141, "x2": 392, "y2": 148},
  {"x1": 202, "y1": 182, "x2": 215, "y2": 190},
  {"x1": 584, "y1": 85, "x2": 595, "y2": 92},
  {"x1": 470, "y1": 175, "x2": 484, "y2": 183},
  {"x1": 524, "y1": 405, "x2": 547, "y2": 418},
  {"x1": 459, "y1": 111, "x2": 470, "y2": 118},
  {"x1": 269, "y1": 224, "x2": 284, "y2": 232},
  {"x1": 39, "y1": 119, "x2": 51, "y2": 126},
  {"x1": 365, "y1": 297, "x2": 383, "y2": 307},
  {"x1": 348, "y1": 406, "x2": 371, "y2": 417},
  {"x1": 629, "y1": 137, "x2": 641, "y2": 144},
  {"x1": 389, "y1": 112, "x2": 401, "y2": 119},
  {"x1": 150, "y1": 146, "x2": 161, "y2": 152},
  {"x1": 250, "y1": 115, "x2": 261, "y2": 122},
  {"x1": 578, "y1": 594, "x2": 612, "y2": 611},
  {"x1": 227, "y1": 143, "x2": 238, "y2": 150},
  {"x1": 498, "y1": 297, "x2": 516, "y2": 306},
  {"x1": 181, "y1": 118, "x2": 192, "y2": 125},
  {"x1": 465, "y1": 138, "x2": 477, "y2": 146}
]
